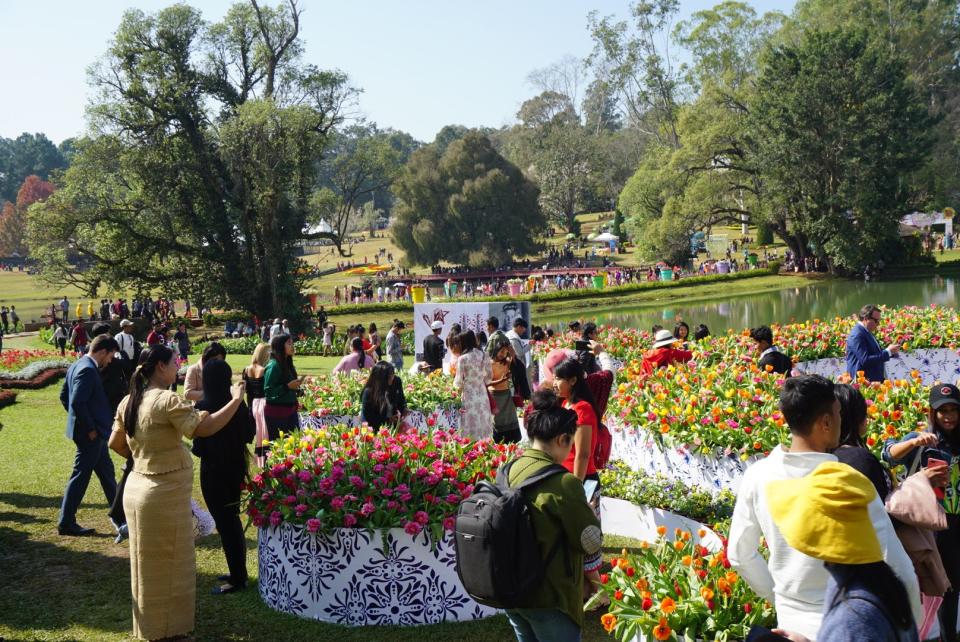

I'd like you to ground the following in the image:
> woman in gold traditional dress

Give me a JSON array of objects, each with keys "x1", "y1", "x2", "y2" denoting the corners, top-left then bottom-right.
[{"x1": 109, "y1": 344, "x2": 244, "y2": 641}]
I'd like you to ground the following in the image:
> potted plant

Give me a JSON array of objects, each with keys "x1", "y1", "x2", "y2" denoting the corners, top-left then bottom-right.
[{"x1": 246, "y1": 425, "x2": 518, "y2": 626}]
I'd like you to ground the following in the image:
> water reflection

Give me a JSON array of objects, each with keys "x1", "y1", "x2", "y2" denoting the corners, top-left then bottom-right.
[{"x1": 536, "y1": 276, "x2": 960, "y2": 333}]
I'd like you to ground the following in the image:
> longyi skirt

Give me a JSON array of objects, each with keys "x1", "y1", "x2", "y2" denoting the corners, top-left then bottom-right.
[{"x1": 124, "y1": 466, "x2": 195, "y2": 640}]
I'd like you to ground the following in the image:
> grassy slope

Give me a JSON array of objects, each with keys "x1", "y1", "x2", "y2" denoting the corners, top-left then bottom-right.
[{"x1": 0, "y1": 383, "x2": 630, "y2": 642}]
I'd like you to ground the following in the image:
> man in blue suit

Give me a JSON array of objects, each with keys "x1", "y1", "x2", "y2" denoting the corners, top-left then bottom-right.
[
  {"x1": 58, "y1": 334, "x2": 121, "y2": 536},
  {"x1": 845, "y1": 304, "x2": 900, "y2": 383}
]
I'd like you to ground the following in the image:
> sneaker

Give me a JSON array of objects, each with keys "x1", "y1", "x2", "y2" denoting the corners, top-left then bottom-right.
[{"x1": 114, "y1": 523, "x2": 129, "y2": 544}]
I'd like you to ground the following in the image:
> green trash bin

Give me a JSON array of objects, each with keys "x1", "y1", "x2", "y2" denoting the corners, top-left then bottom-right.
[
  {"x1": 592, "y1": 275, "x2": 605, "y2": 289},
  {"x1": 660, "y1": 268, "x2": 674, "y2": 281}
]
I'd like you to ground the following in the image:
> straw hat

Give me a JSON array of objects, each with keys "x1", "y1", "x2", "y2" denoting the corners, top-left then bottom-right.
[
  {"x1": 652, "y1": 329, "x2": 677, "y2": 349},
  {"x1": 766, "y1": 462, "x2": 881, "y2": 564}
]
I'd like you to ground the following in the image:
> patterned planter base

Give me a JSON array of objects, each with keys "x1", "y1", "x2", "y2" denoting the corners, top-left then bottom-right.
[{"x1": 258, "y1": 524, "x2": 496, "y2": 626}]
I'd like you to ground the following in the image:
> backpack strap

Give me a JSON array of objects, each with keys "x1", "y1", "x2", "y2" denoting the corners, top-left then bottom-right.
[
  {"x1": 496, "y1": 459, "x2": 574, "y2": 575},
  {"x1": 496, "y1": 459, "x2": 569, "y2": 492}
]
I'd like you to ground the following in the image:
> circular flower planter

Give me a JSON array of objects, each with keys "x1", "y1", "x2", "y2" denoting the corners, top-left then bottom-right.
[{"x1": 258, "y1": 524, "x2": 497, "y2": 626}]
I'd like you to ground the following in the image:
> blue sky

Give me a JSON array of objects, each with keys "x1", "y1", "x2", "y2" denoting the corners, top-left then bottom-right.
[{"x1": 0, "y1": 0, "x2": 795, "y2": 144}]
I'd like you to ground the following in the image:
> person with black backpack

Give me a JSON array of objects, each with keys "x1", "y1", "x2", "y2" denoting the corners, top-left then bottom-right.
[{"x1": 455, "y1": 389, "x2": 601, "y2": 641}]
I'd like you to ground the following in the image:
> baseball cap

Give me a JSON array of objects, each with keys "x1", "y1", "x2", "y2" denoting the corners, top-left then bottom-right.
[
  {"x1": 930, "y1": 384, "x2": 960, "y2": 410},
  {"x1": 431, "y1": 321, "x2": 443, "y2": 330}
]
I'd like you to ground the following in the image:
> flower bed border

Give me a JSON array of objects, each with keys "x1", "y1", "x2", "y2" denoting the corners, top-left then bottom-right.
[
  {"x1": 0, "y1": 389, "x2": 18, "y2": 409},
  {"x1": 0, "y1": 367, "x2": 67, "y2": 390}
]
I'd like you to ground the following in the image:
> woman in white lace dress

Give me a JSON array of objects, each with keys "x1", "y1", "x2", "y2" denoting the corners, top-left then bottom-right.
[{"x1": 453, "y1": 330, "x2": 493, "y2": 440}]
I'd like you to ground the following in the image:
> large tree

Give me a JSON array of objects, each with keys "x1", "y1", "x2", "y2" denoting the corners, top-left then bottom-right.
[
  {"x1": 0, "y1": 175, "x2": 55, "y2": 256},
  {"x1": 750, "y1": 28, "x2": 931, "y2": 271},
  {"x1": 310, "y1": 124, "x2": 404, "y2": 253},
  {"x1": 28, "y1": 2, "x2": 356, "y2": 319},
  {"x1": 0, "y1": 133, "x2": 66, "y2": 204},
  {"x1": 391, "y1": 132, "x2": 544, "y2": 267}
]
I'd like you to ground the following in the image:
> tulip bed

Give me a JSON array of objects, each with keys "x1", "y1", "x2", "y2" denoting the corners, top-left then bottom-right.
[
  {"x1": 592, "y1": 531, "x2": 776, "y2": 642},
  {"x1": 298, "y1": 370, "x2": 461, "y2": 418},
  {"x1": 530, "y1": 306, "x2": 958, "y2": 461},
  {"x1": 244, "y1": 424, "x2": 517, "y2": 541}
]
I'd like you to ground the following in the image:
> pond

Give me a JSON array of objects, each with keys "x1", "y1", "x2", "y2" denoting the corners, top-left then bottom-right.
[{"x1": 535, "y1": 274, "x2": 960, "y2": 334}]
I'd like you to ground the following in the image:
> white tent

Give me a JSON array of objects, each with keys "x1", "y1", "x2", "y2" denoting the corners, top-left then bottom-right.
[{"x1": 592, "y1": 232, "x2": 619, "y2": 243}]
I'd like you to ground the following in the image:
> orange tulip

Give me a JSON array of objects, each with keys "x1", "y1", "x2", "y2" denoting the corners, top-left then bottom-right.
[
  {"x1": 652, "y1": 618, "x2": 672, "y2": 641},
  {"x1": 601, "y1": 612, "x2": 617, "y2": 633},
  {"x1": 660, "y1": 597, "x2": 677, "y2": 614}
]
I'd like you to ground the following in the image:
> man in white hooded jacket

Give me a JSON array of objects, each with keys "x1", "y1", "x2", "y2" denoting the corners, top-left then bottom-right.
[{"x1": 729, "y1": 375, "x2": 921, "y2": 641}]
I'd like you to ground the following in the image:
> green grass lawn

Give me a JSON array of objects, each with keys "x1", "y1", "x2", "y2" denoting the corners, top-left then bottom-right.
[{"x1": 0, "y1": 383, "x2": 627, "y2": 642}]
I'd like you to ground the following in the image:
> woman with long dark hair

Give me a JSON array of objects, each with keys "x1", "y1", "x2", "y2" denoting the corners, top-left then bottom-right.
[
  {"x1": 487, "y1": 331, "x2": 520, "y2": 443},
  {"x1": 193, "y1": 359, "x2": 254, "y2": 595},
  {"x1": 552, "y1": 356, "x2": 604, "y2": 600},
  {"x1": 107, "y1": 345, "x2": 243, "y2": 641},
  {"x1": 262, "y1": 334, "x2": 303, "y2": 459},
  {"x1": 333, "y1": 337, "x2": 376, "y2": 374},
  {"x1": 453, "y1": 330, "x2": 493, "y2": 440},
  {"x1": 831, "y1": 383, "x2": 891, "y2": 502},
  {"x1": 885, "y1": 384, "x2": 960, "y2": 640},
  {"x1": 360, "y1": 362, "x2": 408, "y2": 429}
]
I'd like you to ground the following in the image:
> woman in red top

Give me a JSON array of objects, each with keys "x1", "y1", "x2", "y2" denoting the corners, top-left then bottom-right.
[
  {"x1": 552, "y1": 357, "x2": 605, "y2": 599},
  {"x1": 640, "y1": 329, "x2": 693, "y2": 375}
]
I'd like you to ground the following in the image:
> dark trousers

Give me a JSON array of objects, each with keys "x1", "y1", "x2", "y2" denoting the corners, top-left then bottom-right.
[
  {"x1": 938, "y1": 518, "x2": 960, "y2": 641},
  {"x1": 59, "y1": 435, "x2": 117, "y2": 528},
  {"x1": 200, "y1": 459, "x2": 247, "y2": 586},
  {"x1": 108, "y1": 457, "x2": 133, "y2": 526}
]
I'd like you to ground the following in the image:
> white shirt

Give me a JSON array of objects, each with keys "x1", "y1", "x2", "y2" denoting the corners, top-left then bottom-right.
[
  {"x1": 728, "y1": 446, "x2": 921, "y2": 641},
  {"x1": 115, "y1": 331, "x2": 135, "y2": 359}
]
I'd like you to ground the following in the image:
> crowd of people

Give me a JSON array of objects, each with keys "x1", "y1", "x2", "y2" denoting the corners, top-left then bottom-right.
[
  {"x1": 56, "y1": 316, "x2": 311, "y2": 640},
  {"x1": 49, "y1": 296, "x2": 960, "y2": 642}
]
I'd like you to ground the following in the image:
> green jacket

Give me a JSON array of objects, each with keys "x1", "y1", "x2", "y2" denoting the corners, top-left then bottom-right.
[
  {"x1": 506, "y1": 449, "x2": 602, "y2": 628},
  {"x1": 263, "y1": 359, "x2": 297, "y2": 406}
]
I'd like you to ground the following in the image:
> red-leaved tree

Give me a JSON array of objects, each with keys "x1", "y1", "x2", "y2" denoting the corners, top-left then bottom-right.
[{"x1": 0, "y1": 175, "x2": 54, "y2": 256}]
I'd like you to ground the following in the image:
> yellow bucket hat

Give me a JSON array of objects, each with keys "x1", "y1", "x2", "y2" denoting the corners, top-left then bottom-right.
[{"x1": 766, "y1": 462, "x2": 881, "y2": 564}]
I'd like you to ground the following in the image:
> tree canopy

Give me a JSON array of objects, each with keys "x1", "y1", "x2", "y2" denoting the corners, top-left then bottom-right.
[
  {"x1": 28, "y1": 1, "x2": 356, "y2": 320},
  {"x1": 391, "y1": 132, "x2": 544, "y2": 268}
]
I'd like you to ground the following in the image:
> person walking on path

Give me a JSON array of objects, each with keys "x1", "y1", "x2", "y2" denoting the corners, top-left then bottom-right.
[
  {"x1": 57, "y1": 335, "x2": 121, "y2": 536},
  {"x1": 108, "y1": 344, "x2": 244, "y2": 641},
  {"x1": 453, "y1": 330, "x2": 493, "y2": 440},
  {"x1": 728, "y1": 374, "x2": 920, "y2": 640},
  {"x1": 53, "y1": 322, "x2": 68, "y2": 356},
  {"x1": 845, "y1": 304, "x2": 900, "y2": 382},
  {"x1": 69, "y1": 320, "x2": 88, "y2": 357}
]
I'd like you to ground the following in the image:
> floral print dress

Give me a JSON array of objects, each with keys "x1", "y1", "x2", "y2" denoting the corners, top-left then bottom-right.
[{"x1": 454, "y1": 348, "x2": 493, "y2": 440}]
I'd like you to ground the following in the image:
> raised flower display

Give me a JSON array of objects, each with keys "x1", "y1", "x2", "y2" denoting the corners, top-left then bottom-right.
[
  {"x1": 298, "y1": 370, "x2": 460, "y2": 420},
  {"x1": 593, "y1": 531, "x2": 775, "y2": 642},
  {"x1": 246, "y1": 425, "x2": 517, "y2": 626}
]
